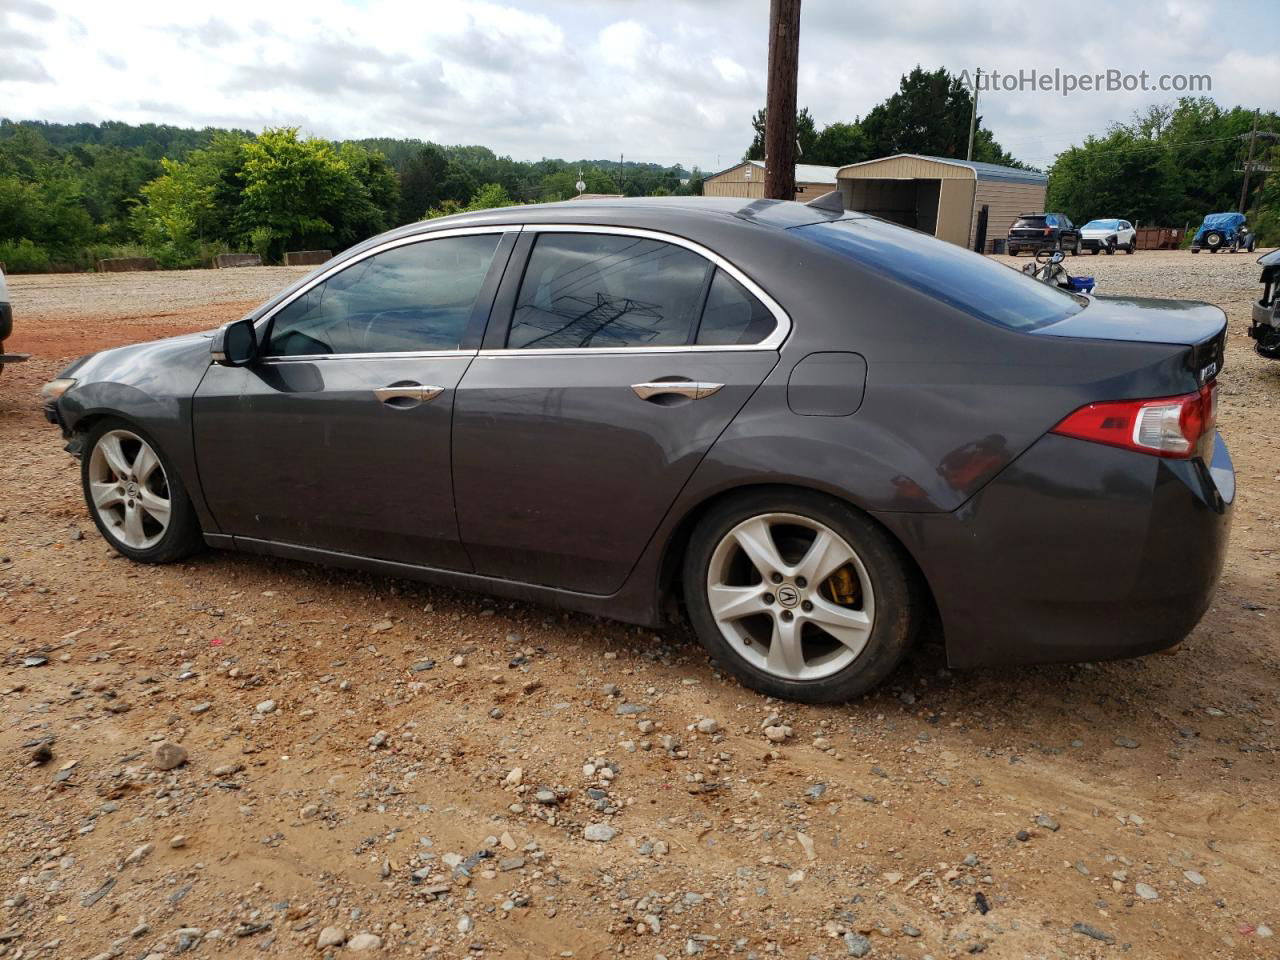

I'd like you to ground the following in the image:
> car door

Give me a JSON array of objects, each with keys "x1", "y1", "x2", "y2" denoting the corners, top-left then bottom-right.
[
  {"x1": 451, "y1": 226, "x2": 784, "y2": 594},
  {"x1": 193, "y1": 228, "x2": 515, "y2": 569}
]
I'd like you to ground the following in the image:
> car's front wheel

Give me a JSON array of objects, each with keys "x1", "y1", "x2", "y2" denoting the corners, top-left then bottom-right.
[
  {"x1": 81, "y1": 419, "x2": 203, "y2": 563},
  {"x1": 683, "y1": 490, "x2": 917, "y2": 703}
]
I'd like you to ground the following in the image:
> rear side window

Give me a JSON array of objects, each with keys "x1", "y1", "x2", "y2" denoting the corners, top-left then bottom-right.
[
  {"x1": 266, "y1": 235, "x2": 500, "y2": 356},
  {"x1": 508, "y1": 233, "x2": 710, "y2": 349},
  {"x1": 696, "y1": 268, "x2": 776, "y2": 346},
  {"x1": 797, "y1": 217, "x2": 1084, "y2": 331}
]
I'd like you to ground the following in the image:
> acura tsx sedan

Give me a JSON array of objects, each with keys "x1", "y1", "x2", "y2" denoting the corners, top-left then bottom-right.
[{"x1": 42, "y1": 196, "x2": 1234, "y2": 702}]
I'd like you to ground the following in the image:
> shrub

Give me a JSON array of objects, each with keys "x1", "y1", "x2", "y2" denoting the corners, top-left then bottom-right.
[{"x1": 0, "y1": 238, "x2": 52, "y2": 273}]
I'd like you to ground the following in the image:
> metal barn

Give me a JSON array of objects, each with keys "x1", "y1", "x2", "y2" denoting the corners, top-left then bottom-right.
[
  {"x1": 702, "y1": 160, "x2": 840, "y2": 203},
  {"x1": 836, "y1": 154, "x2": 1048, "y2": 252}
]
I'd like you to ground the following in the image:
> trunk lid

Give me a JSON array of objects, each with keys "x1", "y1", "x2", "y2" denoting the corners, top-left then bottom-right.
[{"x1": 1031, "y1": 295, "x2": 1226, "y2": 385}]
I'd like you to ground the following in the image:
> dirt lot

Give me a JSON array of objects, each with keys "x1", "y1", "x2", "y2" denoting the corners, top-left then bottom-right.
[{"x1": 1, "y1": 252, "x2": 1277, "y2": 960}]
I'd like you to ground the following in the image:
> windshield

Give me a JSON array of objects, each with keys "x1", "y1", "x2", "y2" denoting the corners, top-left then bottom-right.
[
  {"x1": 796, "y1": 217, "x2": 1085, "y2": 331},
  {"x1": 1083, "y1": 219, "x2": 1120, "y2": 230}
]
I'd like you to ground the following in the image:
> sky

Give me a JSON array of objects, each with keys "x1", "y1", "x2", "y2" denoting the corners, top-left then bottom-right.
[{"x1": 3, "y1": 0, "x2": 1278, "y2": 172}]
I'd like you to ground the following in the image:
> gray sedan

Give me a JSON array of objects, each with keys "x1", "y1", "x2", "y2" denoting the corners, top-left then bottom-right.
[{"x1": 42, "y1": 197, "x2": 1234, "y2": 702}]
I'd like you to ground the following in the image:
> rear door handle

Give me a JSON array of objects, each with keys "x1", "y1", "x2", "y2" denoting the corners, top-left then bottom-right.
[
  {"x1": 631, "y1": 381, "x2": 724, "y2": 401},
  {"x1": 375, "y1": 384, "x2": 444, "y2": 408}
]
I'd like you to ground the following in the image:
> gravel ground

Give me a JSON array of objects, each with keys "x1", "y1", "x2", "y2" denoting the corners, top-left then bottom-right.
[{"x1": 0, "y1": 251, "x2": 1277, "y2": 960}]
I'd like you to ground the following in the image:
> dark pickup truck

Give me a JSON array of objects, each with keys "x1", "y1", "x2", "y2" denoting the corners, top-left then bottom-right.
[{"x1": 1007, "y1": 213, "x2": 1081, "y2": 257}]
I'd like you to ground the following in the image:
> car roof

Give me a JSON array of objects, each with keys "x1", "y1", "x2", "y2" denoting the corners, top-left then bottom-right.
[
  {"x1": 341, "y1": 196, "x2": 856, "y2": 259},
  {"x1": 249, "y1": 197, "x2": 862, "y2": 322}
]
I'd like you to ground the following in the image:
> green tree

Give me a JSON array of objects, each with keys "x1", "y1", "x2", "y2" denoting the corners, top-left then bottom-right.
[
  {"x1": 860, "y1": 66, "x2": 1019, "y2": 165},
  {"x1": 235, "y1": 128, "x2": 354, "y2": 261},
  {"x1": 425, "y1": 182, "x2": 517, "y2": 219},
  {"x1": 745, "y1": 107, "x2": 818, "y2": 162},
  {"x1": 809, "y1": 122, "x2": 868, "y2": 166}
]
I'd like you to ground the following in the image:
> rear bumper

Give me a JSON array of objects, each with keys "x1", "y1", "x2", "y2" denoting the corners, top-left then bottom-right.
[
  {"x1": 875, "y1": 431, "x2": 1233, "y2": 668},
  {"x1": 1007, "y1": 237, "x2": 1057, "y2": 251}
]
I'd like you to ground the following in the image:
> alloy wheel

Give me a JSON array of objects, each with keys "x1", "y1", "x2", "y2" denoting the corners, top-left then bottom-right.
[
  {"x1": 87, "y1": 429, "x2": 172, "y2": 550},
  {"x1": 705, "y1": 513, "x2": 876, "y2": 681}
]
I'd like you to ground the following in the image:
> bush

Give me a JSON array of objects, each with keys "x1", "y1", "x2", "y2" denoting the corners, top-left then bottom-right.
[{"x1": 0, "y1": 238, "x2": 52, "y2": 273}]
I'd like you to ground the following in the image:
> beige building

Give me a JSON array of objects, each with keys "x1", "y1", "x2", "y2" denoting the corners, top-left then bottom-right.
[
  {"x1": 703, "y1": 160, "x2": 840, "y2": 203},
  {"x1": 836, "y1": 154, "x2": 1047, "y2": 252}
]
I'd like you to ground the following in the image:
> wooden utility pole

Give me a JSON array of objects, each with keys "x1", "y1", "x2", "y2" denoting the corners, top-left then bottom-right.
[
  {"x1": 764, "y1": 0, "x2": 801, "y2": 200},
  {"x1": 1239, "y1": 109, "x2": 1260, "y2": 212}
]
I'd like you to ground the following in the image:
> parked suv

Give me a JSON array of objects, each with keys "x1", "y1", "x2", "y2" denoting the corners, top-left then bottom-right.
[
  {"x1": 0, "y1": 266, "x2": 28, "y2": 374},
  {"x1": 1080, "y1": 218, "x2": 1136, "y2": 255},
  {"x1": 1008, "y1": 213, "x2": 1081, "y2": 257}
]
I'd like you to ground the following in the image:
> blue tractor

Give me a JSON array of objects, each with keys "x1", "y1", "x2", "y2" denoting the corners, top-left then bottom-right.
[{"x1": 1190, "y1": 212, "x2": 1256, "y2": 254}]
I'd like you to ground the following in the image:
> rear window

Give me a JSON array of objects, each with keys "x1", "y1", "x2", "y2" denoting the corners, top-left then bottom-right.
[
  {"x1": 1013, "y1": 216, "x2": 1048, "y2": 229},
  {"x1": 796, "y1": 217, "x2": 1084, "y2": 331}
]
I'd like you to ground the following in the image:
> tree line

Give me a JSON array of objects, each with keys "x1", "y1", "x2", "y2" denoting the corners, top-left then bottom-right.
[
  {"x1": 1, "y1": 65, "x2": 1275, "y2": 272},
  {"x1": 1045, "y1": 98, "x2": 1279, "y2": 240},
  {"x1": 743, "y1": 67, "x2": 1024, "y2": 168},
  {"x1": 0, "y1": 121, "x2": 703, "y2": 272}
]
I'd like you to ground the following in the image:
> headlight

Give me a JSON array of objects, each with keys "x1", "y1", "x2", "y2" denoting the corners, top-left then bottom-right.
[{"x1": 41, "y1": 378, "x2": 77, "y2": 402}]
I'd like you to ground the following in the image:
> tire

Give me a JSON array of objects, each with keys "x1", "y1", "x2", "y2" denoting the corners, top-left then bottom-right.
[
  {"x1": 682, "y1": 489, "x2": 917, "y2": 703},
  {"x1": 1105, "y1": 242, "x2": 1116, "y2": 255},
  {"x1": 1204, "y1": 231, "x2": 1224, "y2": 251},
  {"x1": 1071, "y1": 239, "x2": 1081, "y2": 256},
  {"x1": 1125, "y1": 242, "x2": 1135, "y2": 254},
  {"x1": 80, "y1": 418, "x2": 204, "y2": 563},
  {"x1": 1091, "y1": 248, "x2": 1100, "y2": 255},
  {"x1": 1008, "y1": 247, "x2": 1019, "y2": 257}
]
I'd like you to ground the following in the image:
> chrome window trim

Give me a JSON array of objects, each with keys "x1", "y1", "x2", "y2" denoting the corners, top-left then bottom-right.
[
  {"x1": 252, "y1": 225, "x2": 520, "y2": 361},
  {"x1": 258, "y1": 349, "x2": 478, "y2": 365},
  {"x1": 488, "y1": 223, "x2": 792, "y2": 355}
]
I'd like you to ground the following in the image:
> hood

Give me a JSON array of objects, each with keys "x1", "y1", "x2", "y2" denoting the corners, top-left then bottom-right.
[
  {"x1": 1080, "y1": 225, "x2": 1120, "y2": 238},
  {"x1": 59, "y1": 330, "x2": 213, "y2": 379}
]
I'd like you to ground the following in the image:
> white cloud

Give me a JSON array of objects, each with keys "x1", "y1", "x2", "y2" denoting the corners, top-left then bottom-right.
[{"x1": 0, "y1": 0, "x2": 1276, "y2": 171}]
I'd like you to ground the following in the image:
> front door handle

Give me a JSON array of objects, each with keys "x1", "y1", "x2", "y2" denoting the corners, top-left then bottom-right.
[
  {"x1": 631, "y1": 381, "x2": 724, "y2": 401},
  {"x1": 375, "y1": 384, "x2": 444, "y2": 408}
]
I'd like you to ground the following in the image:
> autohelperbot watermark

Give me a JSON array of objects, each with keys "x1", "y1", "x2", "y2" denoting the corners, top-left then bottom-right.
[{"x1": 959, "y1": 68, "x2": 1212, "y2": 97}]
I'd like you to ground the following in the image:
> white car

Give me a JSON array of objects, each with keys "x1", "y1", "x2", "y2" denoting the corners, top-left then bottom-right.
[{"x1": 1080, "y1": 219, "x2": 1136, "y2": 255}]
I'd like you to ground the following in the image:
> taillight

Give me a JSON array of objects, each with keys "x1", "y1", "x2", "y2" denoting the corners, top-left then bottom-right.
[
  {"x1": 1043, "y1": 228, "x2": 1052, "y2": 236},
  {"x1": 1051, "y1": 383, "x2": 1218, "y2": 459}
]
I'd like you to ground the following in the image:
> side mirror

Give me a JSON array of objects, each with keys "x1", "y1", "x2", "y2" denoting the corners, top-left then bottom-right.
[{"x1": 212, "y1": 318, "x2": 259, "y2": 366}]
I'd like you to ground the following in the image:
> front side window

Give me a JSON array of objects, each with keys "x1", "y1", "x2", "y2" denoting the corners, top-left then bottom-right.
[
  {"x1": 507, "y1": 233, "x2": 711, "y2": 349},
  {"x1": 266, "y1": 234, "x2": 501, "y2": 356}
]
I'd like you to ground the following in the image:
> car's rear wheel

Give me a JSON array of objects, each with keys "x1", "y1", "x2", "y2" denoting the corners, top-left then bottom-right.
[
  {"x1": 82, "y1": 419, "x2": 203, "y2": 563},
  {"x1": 1204, "y1": 230, "x2": 1224, "y2": 251},
  {"x1": 683, "y1": 490, "x2": 916, "y2": 702}
]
